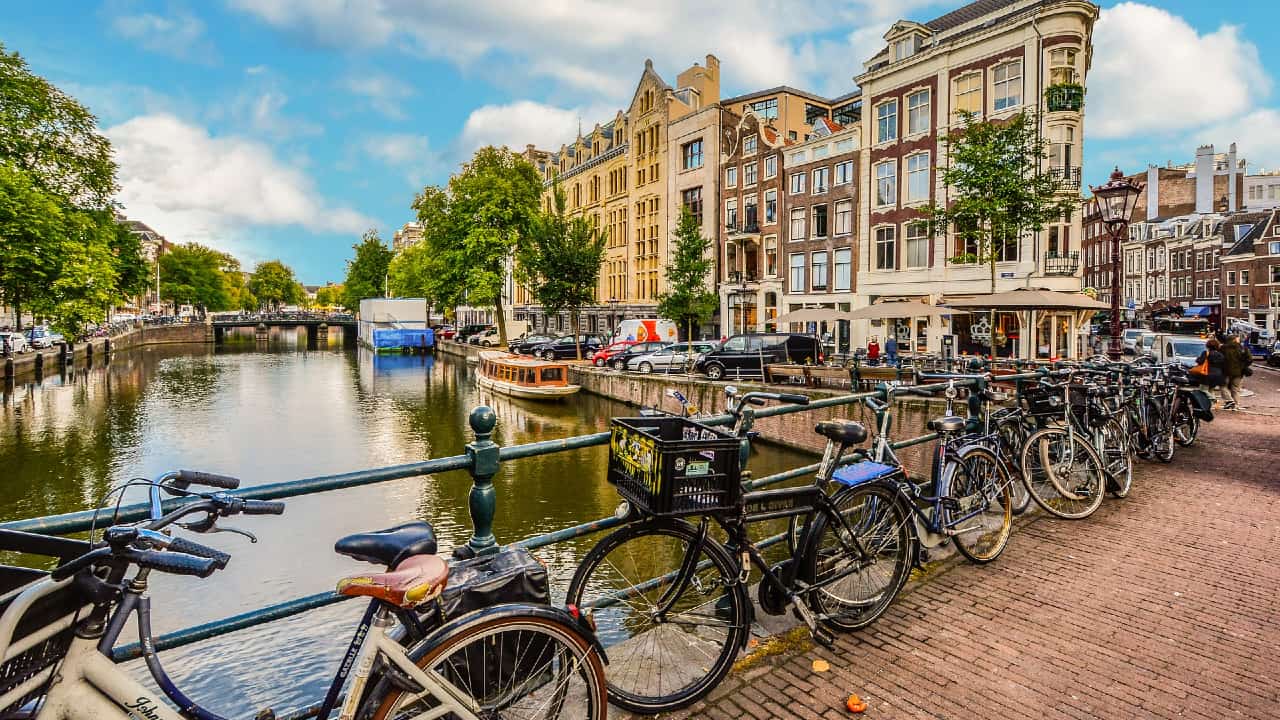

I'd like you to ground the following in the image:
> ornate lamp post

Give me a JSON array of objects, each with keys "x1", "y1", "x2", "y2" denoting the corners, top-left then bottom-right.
[{"x1": 1089, "y1": 168, "x2": 1144, "y2": 360}]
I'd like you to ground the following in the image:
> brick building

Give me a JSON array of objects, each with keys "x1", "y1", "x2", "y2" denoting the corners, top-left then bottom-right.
[{"x1": 1221, "y1": 210, "x2": 1280, "y2": 333}]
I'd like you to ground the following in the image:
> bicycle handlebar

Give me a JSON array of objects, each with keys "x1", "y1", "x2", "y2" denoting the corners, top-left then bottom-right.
[
  {"x1": 51, "y1": 546, "x2": 217, "y2": 581},
  {"x1": 165, "y1": 536, "x2": 232, "y2": 570},
  {"x1": 173, "y1": 470, "x2": 241, "y2": 491}
]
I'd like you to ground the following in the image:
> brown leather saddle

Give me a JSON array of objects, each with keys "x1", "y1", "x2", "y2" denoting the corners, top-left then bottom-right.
[{"x1": 333, "y1": 522, "x2": 448, "y2": 608}]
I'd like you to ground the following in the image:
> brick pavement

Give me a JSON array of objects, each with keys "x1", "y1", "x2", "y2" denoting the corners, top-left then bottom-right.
[{"x1": 653, "y1": 375, "x2": 1280, "y2": 719}]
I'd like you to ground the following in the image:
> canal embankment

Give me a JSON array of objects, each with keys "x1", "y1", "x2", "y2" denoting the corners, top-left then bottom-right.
[{"x1": 3, "y1": 322, "x2": 211, "y2": 382}]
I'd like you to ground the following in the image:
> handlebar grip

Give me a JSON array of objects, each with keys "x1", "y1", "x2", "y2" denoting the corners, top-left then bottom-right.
[
  {"x1": 126, "y1": 549, "x2": 218, "y2": 578},
  {"x1": 776, "y1": 393, "x2": 810, "y2": 405},
  {"x1": 746, "y1": 397, "x2": 767, "y2": 406},
  {"x1": 241, "y1": 499, "x2": 286, "y2": 515},
  {"x1": 177, "y1": 470, "x2": 241, "y2": 490},
  {"x1": 165, "y1": 536, "x2": 232, "y2": 570}
]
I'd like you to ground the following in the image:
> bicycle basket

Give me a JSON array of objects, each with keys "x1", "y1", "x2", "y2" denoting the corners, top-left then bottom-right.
[
  {"x1": 1020, "y1": 386, "x2": 1065, "y2": 417},
  {"x1": 607, "y1": 417, "x2": 742, "y2": 517},
  {"x1": 0, "y1": 531, "x2": 92, "y2": 714}
]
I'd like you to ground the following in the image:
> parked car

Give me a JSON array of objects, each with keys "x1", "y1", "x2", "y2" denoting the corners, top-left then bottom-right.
[
  {"x1": 604, "y1": 341, "x2": 670, "y2": 371},
  {"x1": 1267, "y1": 342, "x2": 1280, "y2": 368},
  {"x1": 1153, "y1": 334, "x2": 1208, "y2": 369},
  {"x1": 455, "y1": 324, "x2": 490, "y2": 343},
  {"x1": 532, "y1": 335, "x2": 604, "y2": 360},
  {"x1": 468, "y1": 327, "x2": 503, "y2": 346},
  {"x1": 25, "y1": 327, "x2": 64, "y2": 349},
  {"x1": 434, "y1": 324, "x2": 456, "y2": 340},
  {"x1": 510, "y1": 334, "x2": 558, "y2": 355},
  {"x1": 0, "y1": 331, "x2": 31, "y2": 354},
  {"x1": 1137, "y1": 332, "x2": 1157, "y2": 357},
  {"x1": 627, "y1": 342, "x2": 717, "y2": 374},
  {"x1": 1121, "y1": 327, "x2": 1149, "y2": 354},
  {"x1": 591, "y1": 340, "x2": 644, "y2": 367},
  {"x1": 693, "y1": 333, "x2": 822, "y2": 380}
]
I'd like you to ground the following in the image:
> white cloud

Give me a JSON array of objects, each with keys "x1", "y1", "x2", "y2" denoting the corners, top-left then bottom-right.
[
  {"x1": 1195, "y1": 109, "x2": 1280, "y2": 173},
  {"x1": 110, "y1": 8, "x2": 216, "y2": 63},
  {"x1": 363, "y1": 133, "x2": 430, "y2": 166},
  {"x1": 1090, "y1": 3, "x2": 1271, "y2": 139},
  {"x1": 232, "y1": 90, "x2": 324, "y2": 139},
  {"x1": 340, "y1": 72, "x2": 415, "y2": 120},
  {"x1": 458, "y1": 100, "x2": 616, "y2": 153},
  {"x1": 106, "y1": 114, "x2": 373, "y2": 255},
  {"x1": 245, "y1": 65, "x2": 269, "y2": 75}
]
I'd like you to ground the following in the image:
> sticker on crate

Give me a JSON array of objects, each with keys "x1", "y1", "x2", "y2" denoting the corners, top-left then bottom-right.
[
  {"x1": 684, "y1": 460, "x2": 711, "y2": 477},
  {"x1": 610, "y1": 424, "x2": 661, "y2": 494}
]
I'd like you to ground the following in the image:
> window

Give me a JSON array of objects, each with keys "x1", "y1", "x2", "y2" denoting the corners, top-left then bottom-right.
[
  {"x1": 790, "y1": 172, "x2": 806, "y2": 194},
  {"x1": 765, "y1": 237, "x2": 778, "y2": 277},
  {"x1": 764, "y1": 155, "x2": 777, "y2": 179},
  {"x1": 682, "y1": 187, "x2": 703, "y2": 225},
  {"x1": 725, "y1": 199, "x2": 738, "y2": 229},
  {"x1": 789, "y1": 208, "x2": 806, "y2": 240},
  {"x1": 813, "y1": 167, "x2": 829, "y2": 194},
  {"x1": 1272, "y1": 290, "x2": 1280, "y2": 308},
  {"x1": 1227, "y1": 295, "x2": 1237, "y2": 309},
  {"x1": 875, "y1": 227, "x2": 896, "y2": 270},
  {"x1": 744, "y1": 135, "x2": 758, "y2": 154},
  {"x1": 1272, "y1": 265, "x2": 1280, "y2": 283},
  {"x1": 875, "y1": 161, "x2": 897, "y2": 207},
  {"x1": 835, "y1": 160, "x2": 853, "y2": 185},
  {"x1": 834, "y1": 200, "x2": 852, "y2": 236},
  {"x1": 1271, "y1": 241, "x2": 1280, "y2": 254},
  {"x1": 748, "y1": 98, "x2": 778, "y2": 120},
  {"x1": 1050, "y1": 126, "x2": 1075, "y2": 173},
  {"x1": 725, "y1": 166, "x2": 737, "y2": 188},
  {"x1": 1049, "y1": 47, "x2": 1079, "y2": 85},
  {"x1": 907, "y1": 90, "x2": 930, "y2": 135},
  {"x1": 1196, "y1": 280, "x2": 1204, "y2": 298},
  {"x1": 744, "y1": 161, "x2": 758, "y2": 186},
  {"x1": 906, "y1": 153, "x2": 929, "y2": 203},
  {"x1": 812, "y1": 252, "x2": 829, "y2": 290},
  {"x1": 681, "y1": 139, "x2": 703, "y2": 170},
  {"x1": 893, "y1": 35, "x2": 917, "y2": 62},
  {"x1": 813, "y1": 204, "x2": 828, "y2": 238},
  {"x1": 876, "y1": 100, "x2": 898, "y2": 143},
  {"x1": 954, "y1": 72, "x2": 983, "y2": 118},
  {"x1": 834, "y1": 248, "x2": 851, "y2": 291},
  {"x1": 789, "y1": 253, "x2": 806, "y2": 291},
  {"x1": 1241, "y1": 269, "x2": 1250, "y2": 284},
  {"x1": 1241, "y1": 295, "x2": 1250, "y2": 309},
  {"x1": 906, "y1": 222, "x2": 929, "y2": 268},
  {"x1": 765, "y1": 190, "x2": 777, "y2": 223},
  {"x1": 744, "y1": 195, "x2": 758, "y2": 228},
  {"x1": 1228, "y1": 271, "x2": 1236, "y2": 286},
  {"x1": 993, "y1": 61, "x2": 1022, "y2": 111}
]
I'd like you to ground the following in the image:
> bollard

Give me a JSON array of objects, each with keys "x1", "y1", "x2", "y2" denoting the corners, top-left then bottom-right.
[
  {"x1": 34, "y1": 352, "x2": 43, "y2": 374},
  {"x1": 60, "y1": 342, "x2": 72, "y2": 367},
  {"x1": 3, "y1": 357, "x2": 11, "y2": 380},
  {"x1": 104, "y1": 337, "x2": 111, "y2": 355},
  {"x1": 456, "y1": 406, "x2": 500, "y2": 560}
]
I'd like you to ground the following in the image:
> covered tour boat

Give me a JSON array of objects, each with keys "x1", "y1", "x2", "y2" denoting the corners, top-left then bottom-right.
[{"x1": 476, "y1": 351, "x2": 580, "y2": 400}]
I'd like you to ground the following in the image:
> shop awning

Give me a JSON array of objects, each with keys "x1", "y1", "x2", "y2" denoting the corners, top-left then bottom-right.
[{"x1": 1184, "y1": 306, "x2": 1213, "y2": 317}]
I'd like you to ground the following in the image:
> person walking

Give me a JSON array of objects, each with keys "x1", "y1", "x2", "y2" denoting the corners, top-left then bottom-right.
[
  {"x1": 1221, "y1": 335, "x2": 1253, "y2": 410},
  {"x1": 867, "y1": 337, "x2": 881, "y2": 366},
  {"x1": 1192, "y1": 338, "x2": 1227, "y2": 405},
  {"x1": 885, "y1": 334, "x2": 899, "y2": 367}
]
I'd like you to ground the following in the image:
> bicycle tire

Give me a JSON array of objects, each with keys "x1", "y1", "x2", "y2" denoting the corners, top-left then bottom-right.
[
  {"x1": 1100, "y1": 418, "x2": 1132, "y2": 498},
  {"x1": 799, "y1": 482, "x2": 913, "y2": 632},
  {"x1": 362, "y1": 609, "x2": 608, "y2": 720},
  {"x1": 945, "y1": 446, "x2": 1013, "y2": 564},
  {"x1": 1019, "y1": 427, "x2": 1106, "y2": 520},
  {"x1": 1173, "y1": 412, "x2": 1199, "y2": 447},
  {"x1": 564, "y1": 517, "x2": 747, "y2": 714},
  {"x1": 993, "y1": 416, "x2": 1033, "y2": 515}
]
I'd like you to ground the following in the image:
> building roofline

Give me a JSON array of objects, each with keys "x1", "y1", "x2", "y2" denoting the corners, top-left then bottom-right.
[{"x1": 721, "y1": 85, "x2": 842, "y2": 107}]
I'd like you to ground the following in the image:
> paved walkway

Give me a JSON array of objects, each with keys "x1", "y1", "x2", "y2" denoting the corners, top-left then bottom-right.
[{"x1": 662, "y1": 370, "x2": 1280, "y2": 719}]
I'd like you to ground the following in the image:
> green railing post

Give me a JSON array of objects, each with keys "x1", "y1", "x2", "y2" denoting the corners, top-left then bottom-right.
[{"x1": 456, "y1": 406, "x2": 500, "y2": 559}]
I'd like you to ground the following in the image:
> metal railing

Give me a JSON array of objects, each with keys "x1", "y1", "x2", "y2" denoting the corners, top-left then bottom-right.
[
  {"x1": 1044, "y1": 250, "x2": 1081, "y2": 276},
  {"x1": 0, "y1": 371, "x2": 1051, "y2": 719}
]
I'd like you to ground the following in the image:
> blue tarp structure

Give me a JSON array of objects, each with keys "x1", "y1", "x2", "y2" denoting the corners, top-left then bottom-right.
[
  {"x1": 372, "y1": 328, "x2": 434, "y2": 350},
  {"x1": 1184, "y1": 306, "x2": 1213, "y2": 317}
]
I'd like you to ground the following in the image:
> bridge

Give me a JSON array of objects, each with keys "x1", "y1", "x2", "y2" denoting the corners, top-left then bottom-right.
[{"x1": 209, "y1": 313, "x2": 357, "y2": 346}]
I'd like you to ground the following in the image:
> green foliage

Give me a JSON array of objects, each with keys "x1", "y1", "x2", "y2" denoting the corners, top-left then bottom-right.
[
  {"x1": 108, "y1": 221, "x2": 149, "y2": 299},
  {"x1": 314, "y1": 284, "x2": 344, "y2": 308},
  {"x1": 516, "y1": 183, "x2": 606, "y2": 357},
  {"x1": 249, "y1": 260, "x2": 303, "y2": 309},
  {"x1": 160, "y1": 243, "x2": 238, "y2": 311},
  {"x1": 341, "y1": 229, "x2": 393, "y2": 311},
  {"x1": 656, "y1": 207, "x2": 718, "y2": 341}
]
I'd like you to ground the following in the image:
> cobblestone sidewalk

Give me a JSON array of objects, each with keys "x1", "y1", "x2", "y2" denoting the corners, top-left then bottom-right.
[{"x1": 653, "y1": 390, "x2": 1280, "y2": 719}]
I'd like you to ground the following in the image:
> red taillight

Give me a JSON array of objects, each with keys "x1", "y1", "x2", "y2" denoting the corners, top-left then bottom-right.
[{"x1": 567, "y1": 604, "x2": 580, "y2": 619}]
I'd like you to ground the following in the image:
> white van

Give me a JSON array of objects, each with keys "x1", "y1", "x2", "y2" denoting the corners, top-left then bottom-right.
[{"x1": 612, "y1": 318, "x2": 678, "y2": 344}]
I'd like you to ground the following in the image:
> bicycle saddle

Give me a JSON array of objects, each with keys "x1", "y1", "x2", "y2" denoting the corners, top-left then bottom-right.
[
  {"x1": 335, "y1": 521, "x2": 438, "y2": 569},
  {"x1": 336, "y1": 553, "x2": 449, "y2": 608},
  {"x1": 926, "y1": 416, "x2": 966, "y2": 433},
  {"x1": 814, "y1": 419, "x2": 868, "y2": 445}
]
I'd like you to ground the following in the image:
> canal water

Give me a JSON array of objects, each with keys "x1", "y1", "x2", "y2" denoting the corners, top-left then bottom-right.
[{"x1": 0, "y1": 332, "x2": 813, "y2": 717}]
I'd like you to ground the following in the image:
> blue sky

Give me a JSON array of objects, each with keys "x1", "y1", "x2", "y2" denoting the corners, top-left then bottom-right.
[{"x1": 3, "y1": 0, "x2": 1278, "y2": 283}]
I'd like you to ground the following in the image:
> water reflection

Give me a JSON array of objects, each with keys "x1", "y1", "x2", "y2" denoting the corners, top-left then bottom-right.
[{"x1": 0, "y1": 343, "x2": 814, "y2": 716}]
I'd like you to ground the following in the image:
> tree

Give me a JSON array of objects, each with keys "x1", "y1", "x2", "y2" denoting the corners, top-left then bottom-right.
[
  {"x1": 108, "y1": 220, "x2": 150, "y2": 302},
  {"x1": 0, "y1": 162, "x2": 65, "y2": 329},
  {"x1": 160, "y1": 243, "x2": 235, "y2": 312},
  {"x1": 657, "y1": 207, "x2": 718, "y2": 346},
  {"x1": 516, "y1": 184, "x2": 606, "y2": 358},
  {"x1": 342, "y1": 230, "x2": 393, "y2": 311},
  {"x1": 920, "y1": 111, "x2": 1075, "y2": 356},
  {"x1": 249, "y1": 260, "x2": 303, "y2": 310},
  {"x1": 315, "y1": 284, "x2": 344, "y2": 308}
]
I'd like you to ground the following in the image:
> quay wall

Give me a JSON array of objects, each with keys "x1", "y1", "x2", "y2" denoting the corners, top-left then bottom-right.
[{"x1": 3, "y1": 323, "x2": 212, "y2": 382}]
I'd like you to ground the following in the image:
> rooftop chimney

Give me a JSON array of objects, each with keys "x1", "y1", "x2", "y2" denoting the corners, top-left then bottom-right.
[
  {"x1": 1147, "y1": 165, "x2": 1159, "y2": 220},
  {"x1": 1227, "y1": 142, "x2": 1239, "y2": 212},
  {"x1": 1195, "y1": 144, "x2": 1214, "y2": 214}
]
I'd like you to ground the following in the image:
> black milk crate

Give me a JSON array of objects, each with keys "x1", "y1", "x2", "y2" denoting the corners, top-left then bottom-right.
[
  {"x1": 608, "y1": 417, "x2": 742, "y2": 517},
  {"x1": 1020, "y1": 386, "x2": 1065, "y2": 417}
]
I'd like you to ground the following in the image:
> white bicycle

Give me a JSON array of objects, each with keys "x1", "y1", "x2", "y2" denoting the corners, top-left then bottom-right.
[{"x1": 0, "y1": 470, "x2": 607, "y2": 720}]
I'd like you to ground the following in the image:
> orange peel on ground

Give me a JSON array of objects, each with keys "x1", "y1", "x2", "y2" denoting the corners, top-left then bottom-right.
[{"x1": 846, "y1": 694, "x2": 868, "y2": 713}]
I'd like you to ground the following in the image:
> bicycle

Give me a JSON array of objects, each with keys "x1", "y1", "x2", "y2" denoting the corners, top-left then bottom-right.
[
  {"x1": 0, "y1": 470, "x2": 607, "y2": 720},
  {"x1": 1016, "y1": 371, "x2": 1110, "y2": 519}
]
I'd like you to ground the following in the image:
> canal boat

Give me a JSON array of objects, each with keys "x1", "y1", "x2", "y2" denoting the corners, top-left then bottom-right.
[{"x1": 476, "y1": 351, "x2": 580, "y2": 400}]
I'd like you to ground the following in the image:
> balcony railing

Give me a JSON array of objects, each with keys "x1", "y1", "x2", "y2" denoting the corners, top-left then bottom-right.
[
  {"x1": 727, "y1": 270, "x2": 760, "y2": 285},
  {"x1": 1045, "y1": 83, "x2": 1084, "y2": 112},
  {"x1": 1049, "y1": 167, "x2": 1082, "y2": 190},
  {"x1": 1044, "y1": 251, "x2": 1081, "y2": 276},
  {"x1": 724, "y1": 222, "x2": 761, "y2": 235}
]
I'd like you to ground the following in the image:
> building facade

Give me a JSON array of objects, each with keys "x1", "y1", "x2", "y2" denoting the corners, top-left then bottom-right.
[
  {"x1": 1245, "y1": 171, "x2": 1280, "y2": 210},
  {"x1": 392, "y1": 222, "x2": 423, "y2": 251},
  {"x1": 853, "y1": 0, "x2": 1099, "y2": 358},
  {"x1": 1221, "y1": 210, "x2": 1280, "y2": 333}
]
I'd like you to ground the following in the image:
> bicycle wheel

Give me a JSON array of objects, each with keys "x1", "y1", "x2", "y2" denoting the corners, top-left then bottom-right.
[
  {"x1": 1100, "y1": 418, "x2": 1132, "y2": 498},
  {"x1": 799, "y1": 482, "x2": 913, "y2": 632},
  {"x1": 994, "y1": 416, "x2": 1033, "y2": 515},
  {"x1": 945, "y1": 447, "x2": 1012, "y2": 564},
  {"x1": 1019, "y1": 427, "x2": 1106, "y2": 520},
  {"x1": 564, "y1": 518, "x2": 746, "y2": 714},
  {"x1": 1173, "y1": 410, "x2": 1199, "y2": 447},
  {"x1": 363, "y1": 610, "x2": 608, "y2": 720}
]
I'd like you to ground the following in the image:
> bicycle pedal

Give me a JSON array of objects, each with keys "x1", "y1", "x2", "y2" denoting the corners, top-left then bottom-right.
[{"x1": 811, "y1": 626, "x2": 836, "y2": 648}]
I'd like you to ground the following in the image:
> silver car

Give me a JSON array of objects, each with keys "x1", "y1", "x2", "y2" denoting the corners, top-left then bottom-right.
[
  {"x1": 627, "y1": 342, "x2": 718, "y2": 374},
  {"x1": 0, "y1": 332, "x2": 30, "y2": 354}
]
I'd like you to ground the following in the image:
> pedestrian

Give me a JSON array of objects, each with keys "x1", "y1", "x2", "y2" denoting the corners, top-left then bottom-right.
[
  {"x1": 1221, "y1": 335, "x2": 1253, "y2": 410},
  {"x1": 867, "y1": 336, "x2": 881, "y2": 366},
  {"x1": 1191, "y1": 338, "x2": 1227, "y2": 405},
  {"x1": 885, "y1": 334, "x2": 898, "y2": 367}
]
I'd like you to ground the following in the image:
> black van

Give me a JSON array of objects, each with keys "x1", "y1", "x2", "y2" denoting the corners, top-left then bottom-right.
[{"x1": 693, "y1": 333, "x2": 822, "y2": 380}]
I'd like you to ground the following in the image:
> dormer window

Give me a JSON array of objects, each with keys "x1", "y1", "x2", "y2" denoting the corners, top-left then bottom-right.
[{"x1": 893, "y1": 35, "x2": 919, "y2": 62}]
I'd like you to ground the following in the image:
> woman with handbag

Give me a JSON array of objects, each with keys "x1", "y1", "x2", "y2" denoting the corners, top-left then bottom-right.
[
  {"x1": 1221, "y1": 336, "x2": 1253, "y2": 410},
  {"x1": 1191, "y1": 338, "x2": 1227, "y2": 405}
]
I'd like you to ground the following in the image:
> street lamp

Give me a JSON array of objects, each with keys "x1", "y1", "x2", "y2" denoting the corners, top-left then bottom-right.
[{"x1": 1089, "y1": 167, "x2": 1144, "y2": 360}]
